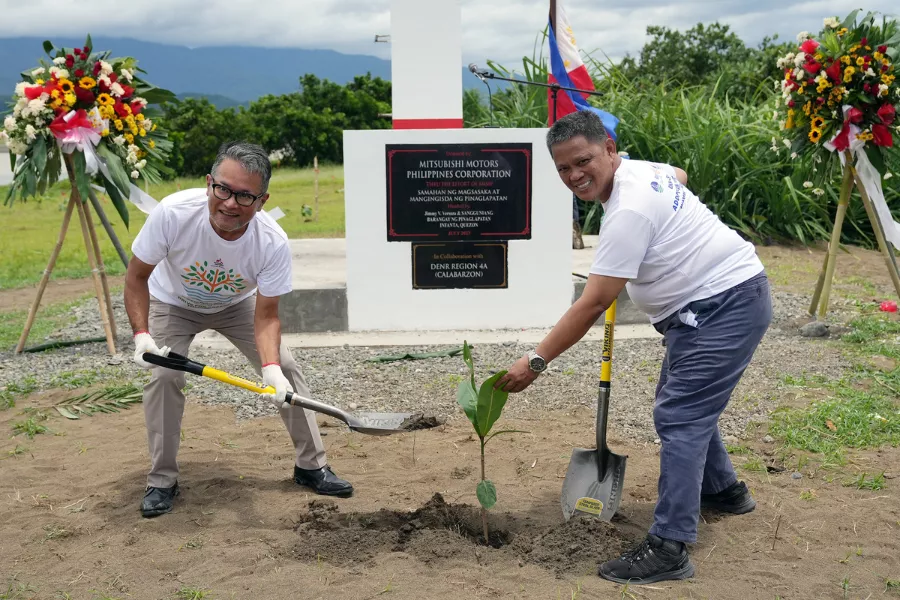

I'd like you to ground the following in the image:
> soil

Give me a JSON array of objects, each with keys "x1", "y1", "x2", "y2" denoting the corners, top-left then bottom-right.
[
  {"x1": 1, "y1": 276, "x2": 125, "y2": 312},
  {"x1": 1, "y1": 396, "x2": 898, "y2": 600},
  {"x1": 397, "y1": 413, "x2": 444, "y2": 431}
]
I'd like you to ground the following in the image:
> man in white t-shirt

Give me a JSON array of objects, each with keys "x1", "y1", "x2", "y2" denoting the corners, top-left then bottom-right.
[
  {"x1": 495, "y1": 110, "x2": 772, "y2": 584},
  {"x1": 124, "y1": 141, "x2": 353, "y2": 518}
]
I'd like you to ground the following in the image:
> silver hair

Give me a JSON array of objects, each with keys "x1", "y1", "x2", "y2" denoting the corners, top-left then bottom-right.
[
  {"x1": 545, "y1": 110, "x2": 610, "y2": 153},
  {"x1": 211, "y1": 141, "x2": 272, "y2": 193}
]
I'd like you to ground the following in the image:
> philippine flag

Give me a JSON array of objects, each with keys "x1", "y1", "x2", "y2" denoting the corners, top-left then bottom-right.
[{"x1": 547, "y1": 0, "x2": 619, "y2": 140}]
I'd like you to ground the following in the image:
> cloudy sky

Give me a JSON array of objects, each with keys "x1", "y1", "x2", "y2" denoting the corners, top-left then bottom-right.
[{"x1": 0, "y1": 0, "x2": 897, "y2": 68}]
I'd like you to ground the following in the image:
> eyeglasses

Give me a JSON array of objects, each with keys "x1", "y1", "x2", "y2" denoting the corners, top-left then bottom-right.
[{"x1": 209, "y1": 177, "x2": 265, "y2": 207}]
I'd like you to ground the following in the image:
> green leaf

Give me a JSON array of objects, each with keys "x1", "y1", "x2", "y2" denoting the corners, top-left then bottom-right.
[
  {"x1": 475, "y1": 371, "x2": 509, "y2": 438},
  {"x1": 456, "y1": 379, "x2": 478, "y2": 428},
  {"x1": 55, "y1": 407, "x2": 80, "y2": 420},
  {"x1": 95, "y1": 143, "x2": 131, "y2": 197},
  {"x1": 886, "y1": 46, "x2": 898, "y2": 60},
  {"x1": 101, "y1": 175, "x2": 130, "y2": 229},
  {"x1": 485, "y1": 429, "x2": 529, "y2": 444},
  {"x1": 72, "y1": 151, "x2": 92, "y2": 203},
  {"x1": 841, "y1": 9, "x2": 860, "y2": 31},
  {"x1": 864, "y1": 144, "x2": 886, "y2": 177},
  {"x1": 476, "y1": 480, "x2": 497, "y2": 510},
  {"x1": 84, "y1": 33, "x2": 93, "y2": 53},
  {"x1": 462, "y1": 340, "x2": 475, "y2": 387},
  {"x1": 32, "y1": 136, "x2": 47, "y2": 174},
  {"x1": 43, "y1": 40, "x2": 54, "y2": 56},
  {"x1": 8, "y1": 149, "x2": 15, "y2": 173}
]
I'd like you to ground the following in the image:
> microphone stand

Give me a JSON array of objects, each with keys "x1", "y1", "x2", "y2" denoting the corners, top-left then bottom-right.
[{"x1": 470, "y1": 68, "x2": 605, "y2": 122}]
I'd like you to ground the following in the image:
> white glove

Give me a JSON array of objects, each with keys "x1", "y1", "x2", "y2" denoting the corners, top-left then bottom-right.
[
  {"x1": 133, "y1": 331, "x2": 170, "y2": 369},
  {"x1": 261, "y1": 363, "x2": 293, "y2": 408}
]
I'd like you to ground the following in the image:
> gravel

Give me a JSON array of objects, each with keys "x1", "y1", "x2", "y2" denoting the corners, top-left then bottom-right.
[{"x1": 1, "y1": 289, "x2": 863, "y2": 444}]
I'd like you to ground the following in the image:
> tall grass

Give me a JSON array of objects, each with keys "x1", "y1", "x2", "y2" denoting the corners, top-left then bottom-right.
[{"x1": 469, "y1": 43, "x2": 900, "y2": 248}]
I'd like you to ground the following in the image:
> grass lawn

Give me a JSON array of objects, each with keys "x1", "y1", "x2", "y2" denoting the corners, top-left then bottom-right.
[{"x1": 0, "y1": 165, "x2": 345, "y2": 290}]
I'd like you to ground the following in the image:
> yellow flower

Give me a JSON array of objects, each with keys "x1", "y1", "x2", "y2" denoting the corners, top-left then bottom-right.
[
  {"x1": 838, "y1": 28, "x2": 848, "y2": 36},
  {"x1": 802, "y1": 101, "x2": 812, "y2": 116},
  {"x1": 101, "y1": 129, "x2": 109, "y2": 137},
  {"x1": 882, "y1": 73, "x2": 896, "y2": 85},
  {"x1": 35, "y1": 78, "x2": 44, "y2": 85},
  {"x1": 151, "y1": 124, "x2": 157, "y2": 132},
  {"x1": 78, "y1": 77, "x2": 96, "y2": 90},
  {"x1": 841, "y1": 55, "x2": 852, "y2": 65},
  {"x1": 97, "y1": 93, "x2": 114, "y2": 106},
  {"x1": 135, "y1": 113, "x2": 145, "y2": 121},
  {"x1": 124, "y1": 133, "x2": 134, "y2": 144},
  {"x1": 856, "y1": 56, "x2": 865, "y2": 67},
  {"x1": 874, "y1": 51, "x2": 883, "y2": 61},
  {"x1": 64, "y1": 92, "x2": 76, "y2": 106},
  {"x1": 844, "y1": 66, "x2": 856, "y2": 83},
  {"x1": 148, "y1": 140, "x2": 156, "y2": 149},
  {"x1": 49, "y1": 97, "x2": 62, "y2": 109},
  {"x1": 856, "y1": 131, "x2": 874, "y2": 141},
  {"x1": 809, "y1": 127, "x2": 822, "y2": 143},
  {"x1": 58, "y1": 78, "x2": 74, "y2": 94},
  {"x1": 812, "y1": 116, "x2": 825, "y2": 129},
  {"x1": 99, "y1": 105, "x2": 114, "y2": 120},
  {"x1": 114, "y1": 119, "x2": 123, "y2": 131},
  {"x1": 139, "y1": 128, "x2": 146, "y2": 137}
]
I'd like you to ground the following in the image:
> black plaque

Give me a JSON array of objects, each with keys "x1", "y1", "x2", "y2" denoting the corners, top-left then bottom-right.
[
  {"x1": 386, "y1": 143, "x2": 532, "y2": 242},
  {"x1": 412, "y1": 242, "x2": 508, "y2": 289}
]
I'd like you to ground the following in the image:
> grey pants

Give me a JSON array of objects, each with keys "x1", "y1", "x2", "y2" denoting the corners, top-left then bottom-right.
[
  {"x1": 144, "y1": 294, "x2": 327, "y2": 488},
  {"x1": 649, "y1": 272, "x2": 772, "y2": 543}
]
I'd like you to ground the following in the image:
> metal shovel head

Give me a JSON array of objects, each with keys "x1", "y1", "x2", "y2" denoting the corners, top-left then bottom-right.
[
  {"x1": 561, "y1": 446, "x2": 626, "y2": 522},
  {"x1": 345, "y1": 411, "x2": 415, "y2": 436}
]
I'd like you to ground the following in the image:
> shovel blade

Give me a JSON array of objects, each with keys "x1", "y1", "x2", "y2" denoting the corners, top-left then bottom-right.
[
  {"x1": 561, "y1": 447, "x2": 627, "y2": 522},
  {"x1": 347, "y1": 411, "x2": 413, "y2": 436}
]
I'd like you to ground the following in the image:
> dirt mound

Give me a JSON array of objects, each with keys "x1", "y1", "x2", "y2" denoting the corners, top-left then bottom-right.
[{"x1": 286, "y1": 493, "x2": 637, "y2": 576}]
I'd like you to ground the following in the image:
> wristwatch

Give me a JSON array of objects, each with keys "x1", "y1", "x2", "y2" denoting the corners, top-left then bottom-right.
[{"x1": 527, "y1": 350, "x2": 548, "y2": 373}]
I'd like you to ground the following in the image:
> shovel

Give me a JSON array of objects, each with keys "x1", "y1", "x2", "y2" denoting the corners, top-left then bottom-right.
[
  {"x1": 560, "y1": 298, "x2": 627, "y2": 522},
  {"x1": 141, "y1": 351, "x2": 436, "y2": 436}
]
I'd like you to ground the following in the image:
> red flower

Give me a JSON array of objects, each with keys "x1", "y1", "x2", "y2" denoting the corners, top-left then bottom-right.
[
  {"x1": 878, "y1": 103, "x2": 896, "y2": 125},
  {"x1": 74, "y1": 69, "x2": 84, "y2": 78},
  {"x1": 74, "y1": 87, "x2": 94, "y2": 105},
  {"x1": 109, "y1": 73, "x2": 117, "y2": 83},
  {"x1": 788, "y1": 100, "x2": 796, "y2": 108},
  {"x1": 98, "y1": 79, "x2": 109, "y2": 92},
  {"x1": 65, "y1": 54, "x2": 74, "y2": 68},
  {"x1": 23, "y1": 85, "x2": 44, "y2": 100},
  {"x1": 864, "y1": 83, "x2": 872, "y2": 94},
  {"x1": 872, "y1": 123, "x2": 893, "y2": 147},
  {"x1": 878, "y1": 45, "x2": 888, "y2": 53},
  {"x1": 883, "y1": 63, "x2": 890, "y2": 73},
  {"x1": 861, "y1": 37, "x2": 868, "y2": 46},
  {"x1": 848, "y1": 107, "x2": 864, "y2": 123},
  {"x1": 804, "y1": 60, "x2": 822, "y2": 74},
  {"x1": 93, "y1": 62, "x2": 102, "y2": 76},
  {"x1": 826, "y1": 60, "x2": 842, "y2": 83},
  {"x1": 120, "y1": 84, "x2": 134, "y2": 99},
  {"x1": 800, "y1": 39, "x2": 820, "y2": 54},
  {"x1": 816, "y1": 96, "x2": 826, "y2": 105},
  {"x1": 114, "y1": 101, "x2": 130, "y2": 117}
]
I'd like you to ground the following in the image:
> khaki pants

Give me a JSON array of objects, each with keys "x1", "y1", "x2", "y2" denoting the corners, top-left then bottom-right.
[{"x1": 144, "y1": 293, "x2": 327, "y2": 488}]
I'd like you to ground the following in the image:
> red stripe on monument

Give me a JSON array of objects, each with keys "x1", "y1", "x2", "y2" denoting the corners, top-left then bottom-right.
[{"x1": 392, "y1": 118, "x2": 464, "y2": 129}]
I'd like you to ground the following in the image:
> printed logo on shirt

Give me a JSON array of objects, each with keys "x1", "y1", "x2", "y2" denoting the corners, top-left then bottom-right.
[
  {"x1": 650, "y1": 181, "x2": 664, "y2": 193},
  {"x1": 178, "y1": 259, "x2": 248, "y2": 309}
]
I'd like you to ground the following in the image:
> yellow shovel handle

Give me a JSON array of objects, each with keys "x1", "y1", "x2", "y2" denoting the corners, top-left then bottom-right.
[
  {"x1": 600, "y1": 299, "x2": 616, "y2": 384},
  {"x1": 201, "y1": 366, "x2": 276, "y2": 395}
]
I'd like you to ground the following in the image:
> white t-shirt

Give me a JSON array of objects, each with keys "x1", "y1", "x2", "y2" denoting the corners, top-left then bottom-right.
[
  {"x1": 589, "y1": 159, "x2": 764, "y2": 324},
  {"x1": 131, "y1": 188, "x2": 293, "y2": 313}
]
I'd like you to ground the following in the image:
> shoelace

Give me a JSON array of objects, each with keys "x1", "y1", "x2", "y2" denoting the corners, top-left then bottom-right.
[{"x1": 622, "y1": 538, "x2": 653, "y2": 564}]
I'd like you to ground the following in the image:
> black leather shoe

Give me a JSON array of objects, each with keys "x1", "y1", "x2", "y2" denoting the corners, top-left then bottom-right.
[
  {"x1": 599, "y1": 534, "x2": 694, "y2": 584},
  {"x1": 294, "y1": 465, "x2": 353, "y2": 497},
  {"x1": 141, "y1": 482, "x2": 179, "y2": 518},
  {"x1": 701, "y1": 480, "x2": 756, "y2": 514}
]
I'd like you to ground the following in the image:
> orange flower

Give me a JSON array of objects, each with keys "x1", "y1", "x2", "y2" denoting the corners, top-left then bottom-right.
[{"x1": 78, "y1": 76, "x2": 97, "y2": 90}]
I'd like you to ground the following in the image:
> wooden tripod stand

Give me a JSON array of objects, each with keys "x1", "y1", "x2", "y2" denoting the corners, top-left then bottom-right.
[
  {"x1": 14, "y1": 152, "x2": 118, "y2": 355},
  {"x1": 808, "y1": 150, "x2": 900, "y2": 318}
]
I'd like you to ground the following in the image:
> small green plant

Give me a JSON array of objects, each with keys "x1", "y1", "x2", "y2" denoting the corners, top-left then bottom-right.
[
  {"x1": 173, "y1": 587, "x2": 212, "y2": 600},
  {"x1": 54, "y1": 384, "x2": 143, "y2": 419},
  {"x1": 456, "y1": 341, "x2": 526, "y2": 545},
  {"x1": 800, "y1": 489, "x2": 816, "y2": 501},
  {"x1": 846, "y1": 471, "x2": 886, "y2": 490},
  {"x1": 12, "y1": 415, "x2": 48, "y2": 439}
]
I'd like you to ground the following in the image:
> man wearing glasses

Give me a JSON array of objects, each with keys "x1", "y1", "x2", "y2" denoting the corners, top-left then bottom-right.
[{"x1": 124, "y1": 141, "x2": 353, "y2": 518}]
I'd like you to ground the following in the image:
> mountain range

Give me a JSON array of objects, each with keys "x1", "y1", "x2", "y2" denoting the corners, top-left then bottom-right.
[{"x1": 1, "y1": 35, "x2": 487, "y2": 109}]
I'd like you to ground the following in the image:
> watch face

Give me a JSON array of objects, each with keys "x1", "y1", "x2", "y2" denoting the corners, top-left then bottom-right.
[{"x1": 530, "y1": 356, "x2": 546, "y2": 372}]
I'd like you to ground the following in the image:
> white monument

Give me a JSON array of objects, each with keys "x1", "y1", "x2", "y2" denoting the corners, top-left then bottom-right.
[{"x1": 342, "y1": 0, "x2": 573, "y2": 331}]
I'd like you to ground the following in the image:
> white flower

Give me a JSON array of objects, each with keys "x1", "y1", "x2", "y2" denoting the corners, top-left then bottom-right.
[
  {"x1": 814, "y1": 154, "x2": 822, "y2": 163},
  {"x1": 885, "y1": 172, "x2": 893, "y2": 180},
  {"x1": 132, "y1": 97, "x2": 147, "y2": 108},
  {"x1": 100, "y1": 61, "x2": 113, "y2": 76},
  {"x1": 109, "y1": 82, "x2": 125, "y2": 97},
  {"x1": 24, "y1": 124, "x2": 36, "y2": 141},
  {"x1": 7, "y1": 138, "x2": 27, "y2": 155},
  {"x1": 142, "y1": 118, "x2": 152, "y2": 129},
  {"x1": 31, "y1": 67, "x2": 45, "y2": 77},
  {"x1": 803, "y1": 181, "x2": 813, "y2": 189},
  {"x1": 0, "y1": 131, "x2": 7, "y2": 144},
  {"x1": 3, "y1": 116, "x2": 16, "y2": 132},
  {"x1": 878, "y1": 84, "x2": 889, "y2": 97},
  {"x1": 796, "y1": 31, "x2": 810, "y2": 42},
  {"x1": 812, "y1": 188, "x2": 825, "y2": 196},
  {"x1": 794, "y1": 53, "x2": 806, "y2": 68},
  {"x1": 791, "y1": 152, "x2": 798, "y2": 160},
  {"x1": 98, "y1": 74, "x2": 111, "y2": 88},
  {"x1": 130, "y1": 170, "x2": 139, "y2": 179},
  {"x1": 53, "y1": 57, "x2": 66, "y2": 65},
  {"x1": 783, "y1": 138, "x2": 792, "y2": 148},
  {"x1": 770, "y1": 137, "x2": 780, "y2": 152},
  {"x1": 14, "y1": 82, "x2": 28, "y2": 97},
  {"x1": 113, "y1": 135, "x2": 127, "y2": 146},
  {"x1": 793, "y1": 67, "x2": 805, "y2": 81},
  {"x1": 120, "y1": 68, "x2": 133, "y2": 82},
  {"x1": 823, "y1": 17, "x2": 840, "y2": 29},
  {"x1": 137, "y1": 159, "x2": 147, "y2": 169},
  {"x1": 49, "y1": 67, "x2": 69, "y2": 79},
  {"x1": 866, "y1": 67, "x2": 877, "y2": 78},
  {"x1": 13, "y1": 98, "x2": 26, "y2": 117}
]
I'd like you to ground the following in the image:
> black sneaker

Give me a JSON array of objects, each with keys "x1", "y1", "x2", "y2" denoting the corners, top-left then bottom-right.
[
  {"x1": 701, "y1": 480, "x2": 756, "y2": 514},
  {"x1": 294, "y1": 465, "x2": 353, "y2": 497},
  {"x1": 599, "y1": 534, "x2": 695, "y2": 584},
  {"x1": 140, "y1": 482, "x2": 179, "y2": 518}
]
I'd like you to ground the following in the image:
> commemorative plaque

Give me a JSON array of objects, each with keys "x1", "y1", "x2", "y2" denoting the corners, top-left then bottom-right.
[{"x1": 411, "y1": 242, "x2": 508, "y2": 289}]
